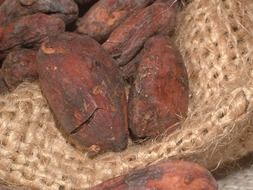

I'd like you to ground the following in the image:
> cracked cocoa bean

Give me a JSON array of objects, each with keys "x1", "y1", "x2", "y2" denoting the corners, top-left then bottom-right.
[
  {"x1": 77, "y1": 0, "x2": 155, "y2": 42},
  {"x1": 37, "y1": 33, "x2": 128, "y2": 155},
  {"x1": 0, "y1": 0, "x2": 78, "y2": 25},
  {"x1": 90, "y1": 160, "x2": 218, "y2": 190},
  {"x1": 102, "y1": 2, "x2": 177, "y2": 66},
  {"x1": 2, "y1": 49, "x2": 37, "y2": 90},
  {"x1": 128, "y1": 35, "x2": 189, "y2": 138},
  {"x1": 0, "y1": 13, "x2": 65, "y2": 58}
]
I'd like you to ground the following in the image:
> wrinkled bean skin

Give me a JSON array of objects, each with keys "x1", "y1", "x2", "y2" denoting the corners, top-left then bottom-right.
[
  {"x1": 2, "y1": 49, "x2": 37, "y2": 90},
  {"x1": 0, "y1": 0, "x2": 78, "y2": 25},
  {"x1": 90, "y1": 160, "x2": 218, "y2": 190},
  {"x1": 0, "y1": 13, "x2": 65, "y2": 58},
  {"x1": 37, "y1": 33, "x2": 128, "y2": 155},
  {"x1": 77, "y1": 0, "x2": 155, "y2": 42},
  {"x1": 102, "y1": 2, "x2": 177, "y2": 66},
  {"x1": 120, "y1": 54, "x2": 140, "y2": 84},
  {"x1": 128, "y1": 35, "x2": 189, "y2": 138}
]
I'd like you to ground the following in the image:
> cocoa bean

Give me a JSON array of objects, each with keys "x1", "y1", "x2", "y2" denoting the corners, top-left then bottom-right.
[
  {"x1": 37, "y1": 33, "x2": 128, "y2": 155},
  {"x1": 2, "y1": 49, "x2": 37, "y2": 90},
  {"x1": 77, "y1": 0, "x2": 155, "y2": 42},
  {"x1": 0, "y1": 0, "x2": 78, "y2": 25},
  {"x1": 128, "y1": 35, "x2": 189, "y2": 138},
  {"x1": 90, "y1": 160, "x2": 218, "y2": 190},
  {"x1": 102, "y1": 2, "x2": 177, "y2": 66},
  {"x1": 0, "y1": 13, "x2": 65, "y2": 58},
  {"x1": 0, "y1": 0, "x2": 5, "y2": 6},
  {"x1": 119, "y1": 54, "x2": 140, "y2": 84}
]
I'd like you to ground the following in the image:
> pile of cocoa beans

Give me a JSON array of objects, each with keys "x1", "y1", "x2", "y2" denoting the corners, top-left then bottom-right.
[
  {"x1": 0, "y1": 1, "x2": 220, "y2": 189},
  {"x1": 0, "y1": 0, "x2": 189, "y2": 155}
]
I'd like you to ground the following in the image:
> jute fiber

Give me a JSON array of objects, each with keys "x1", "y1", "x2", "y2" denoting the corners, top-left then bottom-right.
[
  {"x1": 0, "y1": 0, "x2": 253, "y2": 189},
  {"x1": 218, "y1": 165, "x2": 253, "y2": 190}
]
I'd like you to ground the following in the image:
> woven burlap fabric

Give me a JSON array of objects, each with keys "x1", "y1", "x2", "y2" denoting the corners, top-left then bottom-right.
[
  {"x1": 0, "y1": 0, "x2": 253, "y2": 189},
  {"x1": 218, "y1": 165, "x2": 253, "y2": 190}
]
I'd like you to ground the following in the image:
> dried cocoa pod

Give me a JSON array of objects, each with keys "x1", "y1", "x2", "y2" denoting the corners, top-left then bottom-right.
[
  {"x1": 77, "y1": 0, "x2": 155, "y2": 42},
  {"x1": 90, "y1": 160, "x2": 218, "y2": 190},
  {"x1": 102, "y1": 2, "x2": 177, "y2": 66},
  {"x1": 2, "y1": 49, "x2": 37, "y2": 90},
  {"x1": 37, "y1": 33, "x2": 128, "y2": 155},
  {"x1": 0, "y1": 13, "x2": 65, "y2": 58},
  {"x1": 0, "y1": 0, "x2": 78, "y2": 25},
  {"x1": 0, "y1": 69, "x2": 8, "y2": 94},
  {"x1": 128, "y1": 35, "x2": 189, "y2": 138}
]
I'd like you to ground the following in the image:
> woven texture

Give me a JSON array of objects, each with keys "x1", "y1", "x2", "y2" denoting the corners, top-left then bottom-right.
[
  {"x1": 0, "y1": 0, "x2": 253, "y2": 189},
  {"x1": 219, "y1": 165, "x2": 253, "y2": 190}
]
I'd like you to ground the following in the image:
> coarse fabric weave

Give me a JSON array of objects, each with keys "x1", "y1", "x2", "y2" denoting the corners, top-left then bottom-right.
[
  {"x1": 0, "y1": 0, "x2": 253, "y2": 189},
  {"x1": 218, "y1": 165, "x2": 253, "y2": 190}
]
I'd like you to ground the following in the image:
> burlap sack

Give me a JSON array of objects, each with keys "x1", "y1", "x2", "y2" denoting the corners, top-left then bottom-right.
[
  {"x1": 0, "y1": 0, "x2": 253, "y2": 189},
  {"x1": 219, "y1": 164, "x2": 253, "y2": 190}
]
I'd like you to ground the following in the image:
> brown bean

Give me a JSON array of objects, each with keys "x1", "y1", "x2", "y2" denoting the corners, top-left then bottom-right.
[
  {"x1": 0, "y1": 0, "x2": 5, "y2": 6},
  {"x1": 77, "y1": 0, "x2": 155, "y2": 42},
  {"x1": 90, "y1": 160, "x2": 218, "y2": 190},
  {"x1": 0, "y1": 13, "x2": 65, "y2": 58},
  {"x1": 0, "y1": 0, "x2": 78, "y2": 25},
  {"x1": 2, "y1": 49, "x2": 37, "y2": 90},
  {"x1": 102, "y1": 2, "x2": 177, "y2": 66},
  {"x1": 119, "y1": 54, "x2": 140, "y2": 84},
  {"x1": 37, "y1": 33, "x2": 128, "y2": 155},
  {"x1": 128, "y1": 35, "x2": 189, "y2": 138}
]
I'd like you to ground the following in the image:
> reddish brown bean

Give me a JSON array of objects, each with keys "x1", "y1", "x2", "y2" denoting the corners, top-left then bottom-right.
[
  {"x1": 2, "y1": 49, "x2": 37, "y2": 90},
  {"x1": 120, "y1": 54, "x2": 140, "y2": 84},
  {"x1": 0, "y1": 0, "x2": 5, "y2": 6},
  {"x1": 37, "y1": 33, "x2": 128, "y2": 155},
  {"x1": 0, "y1": 0, "x2": 78, "y2": 25},
  {"x1": 90, "y1": 160, "x2": 218, "y2": 190},
  {"x1": 77, "y1": 0, "x2": 155, "y2": 42},
  {"x1": 0, "y1": 13, "x2": 65, "y2": 58},
  {"x1": 128, "y1": 35, "x2": 189, "y2": 138},
  {"x1": 102, "y1": 2, "x2": 177, "y2": 66}
]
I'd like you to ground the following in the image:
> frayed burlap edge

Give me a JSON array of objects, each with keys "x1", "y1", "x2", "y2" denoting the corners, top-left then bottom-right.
[{"x1": 0, "y1": 0, "x2": 253, "y2": 189}]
